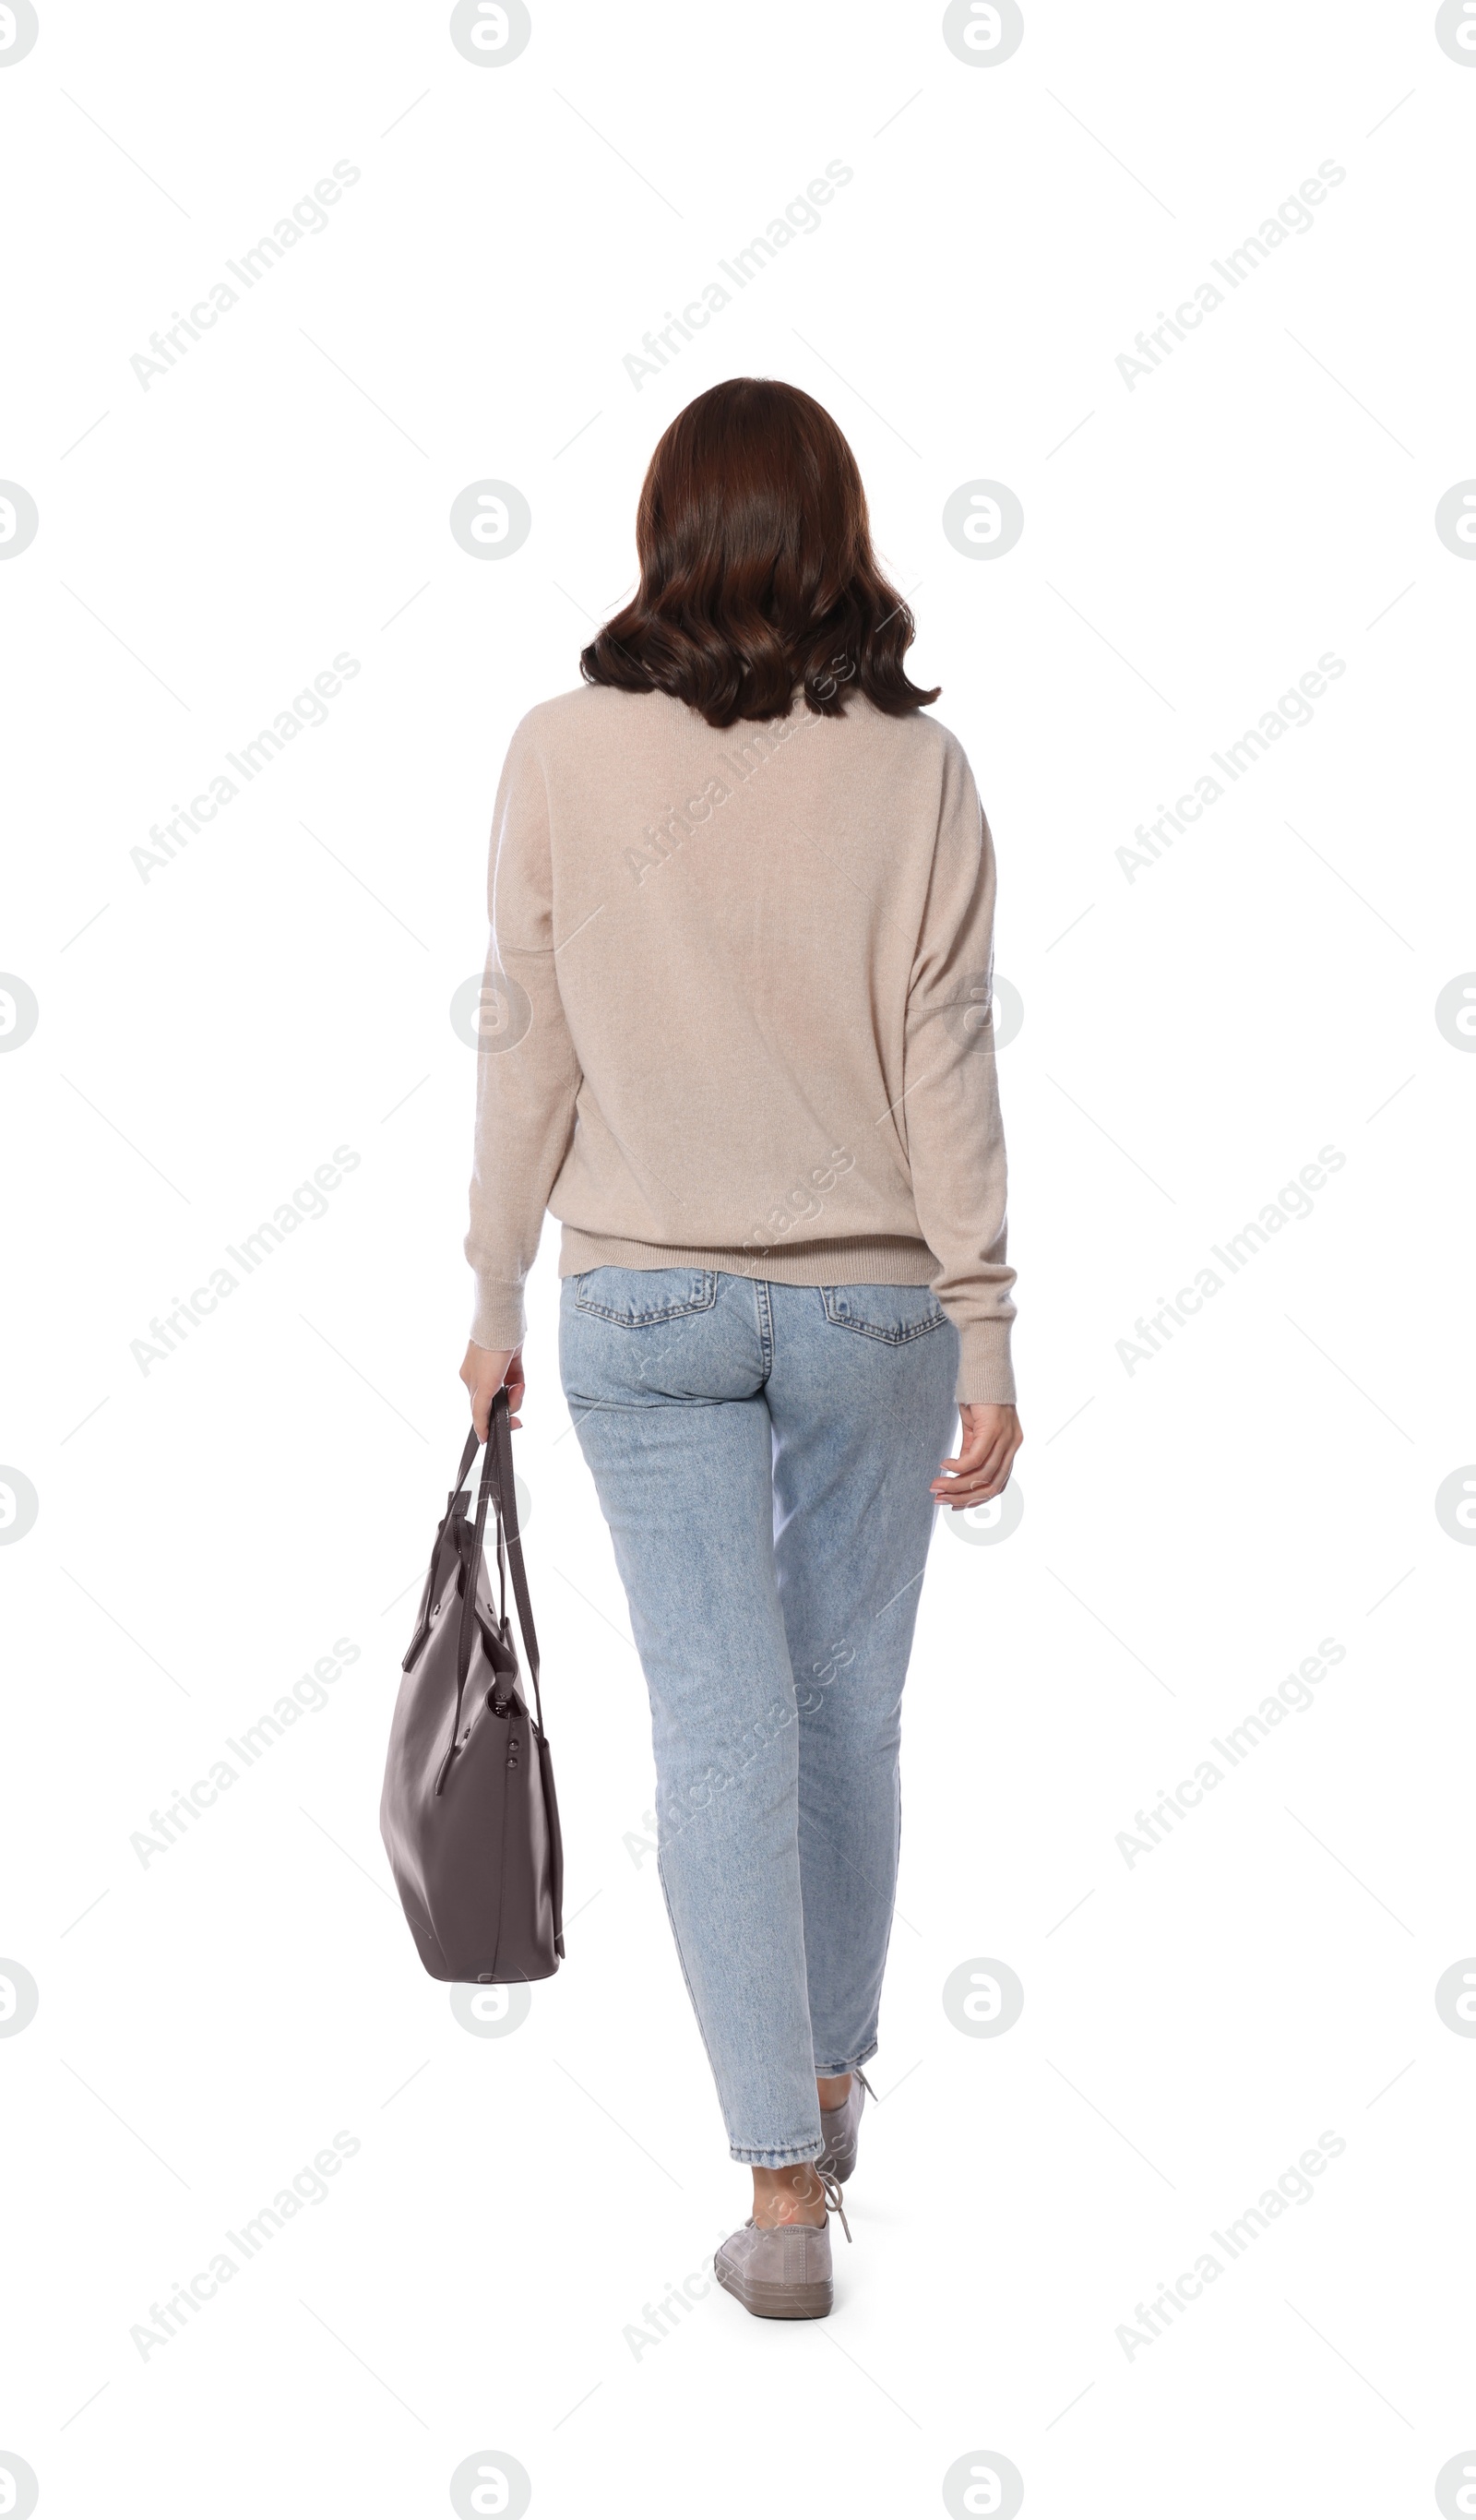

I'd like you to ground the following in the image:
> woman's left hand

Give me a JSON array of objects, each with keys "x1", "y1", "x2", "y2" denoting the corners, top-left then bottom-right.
[
  {"x1": 931, "y1": 1403, "x2": 1022, "y2": 1508},
  {"x1": 459, "y1": 1342, "x2": 524, "y2": 1439}
]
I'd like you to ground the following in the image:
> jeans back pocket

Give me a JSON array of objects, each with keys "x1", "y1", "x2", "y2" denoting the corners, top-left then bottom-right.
[
  {"x1": 819, "y1": 1284, "x2": 948, "y2": 1345},
  {"x1": 573, "y1": 1267, "x2": 720, "y2": 1328}
]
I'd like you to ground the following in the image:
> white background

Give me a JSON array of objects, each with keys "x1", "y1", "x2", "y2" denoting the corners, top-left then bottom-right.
[{"x1": 3, "y1": 2, "x2": 1474, "y2": 2513}]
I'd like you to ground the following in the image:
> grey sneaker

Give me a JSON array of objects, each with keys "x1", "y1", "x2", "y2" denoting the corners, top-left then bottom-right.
[
  {"x1": 715, "y1": 2173, "x2": 851, "y2": 2320},
  {"x1": 816, "y1": 2065, "x2": 876, "y2": 2184}
]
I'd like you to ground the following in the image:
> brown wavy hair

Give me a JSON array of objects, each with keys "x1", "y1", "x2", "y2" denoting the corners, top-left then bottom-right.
[{"x1": 579, "y1": 377, "x2": 940, "y2": 729}]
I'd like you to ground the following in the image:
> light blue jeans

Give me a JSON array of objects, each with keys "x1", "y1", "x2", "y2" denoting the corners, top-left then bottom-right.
[{"x1": 560, "y1": 1267, "x2": 958, "y2": 2167}]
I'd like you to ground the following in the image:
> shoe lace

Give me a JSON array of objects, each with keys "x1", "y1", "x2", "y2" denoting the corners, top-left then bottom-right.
[{"x1": 819, "y1": 2168, "x2": 851, "y2": 2242}]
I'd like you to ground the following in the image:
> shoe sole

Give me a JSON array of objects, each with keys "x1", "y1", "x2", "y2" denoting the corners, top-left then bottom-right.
[{"x1": 714, "y1": 2255, "x2": 832, "y2": 2320}]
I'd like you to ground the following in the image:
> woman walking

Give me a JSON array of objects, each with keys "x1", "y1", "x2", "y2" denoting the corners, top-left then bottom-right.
[{"x1": 459, "y1": 377, "x2": 1021, "y2": 2319}]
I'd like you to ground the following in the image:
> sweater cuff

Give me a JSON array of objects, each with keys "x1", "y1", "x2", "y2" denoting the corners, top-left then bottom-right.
[
  {"x1": 954, "y1": 1319, "x2": 1017, "y2": 1408},
  {"x1": 470, "y1": 1275, "x2": 526, "y2": 1354}
]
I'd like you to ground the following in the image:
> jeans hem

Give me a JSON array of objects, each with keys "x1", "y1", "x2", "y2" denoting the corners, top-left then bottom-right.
[
  {"x1": 729, "y1": 2139, "x2": 826, "y2": 2168},
  {"x1": 812, "y1": 2040, "x2": 879, "y2": 2076}
]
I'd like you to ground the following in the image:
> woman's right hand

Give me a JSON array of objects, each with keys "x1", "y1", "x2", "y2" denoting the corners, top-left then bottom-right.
[
  {"x1": 931, "y1": 1403, "x2": 1022, "y2": 1509},
  {"x1": 459, "y1": 1343, "x2": 525, "y2": 1439}
]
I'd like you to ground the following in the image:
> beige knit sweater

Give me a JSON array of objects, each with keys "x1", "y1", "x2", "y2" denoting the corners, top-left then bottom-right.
[{"x1": 466, "y1": 684, "x2": 1017, "y2": 1404}]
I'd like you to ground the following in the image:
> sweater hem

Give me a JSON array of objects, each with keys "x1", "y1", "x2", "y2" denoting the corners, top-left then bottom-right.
[{"x1": 557, "y1": 1226, "x2": 942, "y2": 1288}]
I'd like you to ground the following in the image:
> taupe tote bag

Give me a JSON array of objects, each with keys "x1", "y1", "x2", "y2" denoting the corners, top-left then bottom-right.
[{"x1": 380, "y1": 1390, "x2": 564, "y2": 1983}]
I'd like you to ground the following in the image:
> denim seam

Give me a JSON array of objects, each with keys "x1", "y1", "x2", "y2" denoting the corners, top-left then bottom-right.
[
  {"x1": 565, "y1": 1392, "x2": 728, "y2": 1412},
  {"x1": 853, "y1": 1769, "x2": 904, "y2": 2070},
  {"x1": 655, "y1": 1842, "x2": 744, "y2": 2137},
  {"x1": 574, "y1": 1310, "x2": 713, "y2": 1327},
  {"x1": 753, "y1": 1277, "x2": 774, "y2": 1376}
]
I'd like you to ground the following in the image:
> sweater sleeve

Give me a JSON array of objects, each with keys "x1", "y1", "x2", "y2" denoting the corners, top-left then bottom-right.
[
  {"x1": 464, "y1": 721, "x2": 583, "y2": 1350},
  {"x1": 901, "y1": 736, "x2": 1018, "y2": 1406}
]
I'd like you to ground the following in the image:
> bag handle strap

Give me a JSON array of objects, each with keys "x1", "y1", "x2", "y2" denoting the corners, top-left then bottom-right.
[
  {"x1": 454, "y1": 1386, "x2": 542, "y2": 1714},
  {"x1": 486, "y1": 1383, "x2": 541, "y2": 1702},
  {"x1": 501, "y1": 1389, "x2": 540, "y2": 1678}
]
